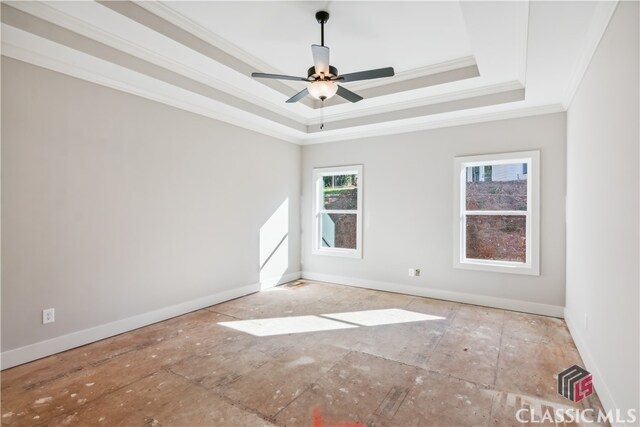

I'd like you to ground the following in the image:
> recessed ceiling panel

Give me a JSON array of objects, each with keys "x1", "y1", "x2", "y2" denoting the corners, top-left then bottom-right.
[
  {"x1": 164, "y1": 1, "x2": 474, "y2": 75},
  {"x1": 1, "y1": 0, "x2": 617, "y2": 144}
]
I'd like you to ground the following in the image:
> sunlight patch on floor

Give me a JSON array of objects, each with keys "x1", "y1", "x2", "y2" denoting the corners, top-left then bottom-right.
[
  {"x1": 218, "y1": 309, "x2": 444, "y2": 336},
  {"x1": 321, "y1": 308, "x2": 445, "y2": 326},
  {"x1": 218, "y1": 315, "x2": 358, "y2": 336}
]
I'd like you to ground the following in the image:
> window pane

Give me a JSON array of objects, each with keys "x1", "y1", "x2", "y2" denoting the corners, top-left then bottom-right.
[
  {"x1": 465, "y1": 215, "x2": 526, "y2": 262},
  {"x1": 465, "y1": 163, "x2": 527, "y2": 211},
  {"x1": 321, "y1": 213, "x2": 357, "y2": 249},
  {"x1": 323, "y1": 174, "x2": 358, "y2": 210}
]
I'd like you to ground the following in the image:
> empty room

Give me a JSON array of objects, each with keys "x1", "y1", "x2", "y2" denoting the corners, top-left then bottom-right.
[{"x1": 1, "y1": 1, "x2": 638, "y2": 426}]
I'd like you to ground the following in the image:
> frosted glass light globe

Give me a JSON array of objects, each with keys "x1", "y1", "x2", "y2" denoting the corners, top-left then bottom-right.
[{"x1": 307, "y1": 80, "x2": 338, "y2": 101}]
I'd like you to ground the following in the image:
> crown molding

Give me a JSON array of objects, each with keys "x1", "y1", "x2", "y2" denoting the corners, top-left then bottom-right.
[
  {"x1": 308, "y1": 88, "x2": 525, "y2": 133},
  {"x1": 562, "y1": 1, "x2": 618, "y2": 109},
  {"x1": 132, "y1": 0, "x2": 310, "y2": 101},
  {"x1": 134, "y1": 0, "x2": 287, "y2": 79},
  {"x1": 1, "y1": 30, "x2": 565, "y2": 147},
  {"x1": 2, "y1": 2, "x2": 581, "y2": 145},
  {"x1": 4, "y1": 1, "x2": 530, "y2": 132},
  {"x1": 314, "y1": 64, "x2": 480, "y2": 110},
  {"x1": 345, "y1": 56, "x2": 478, "y2": 91},
  {"x1": 1, "y1": 27, "x2": 306, "y2": 144},
  {"x1": 4, "y1": 1, "x2": 308, "y2": 124},
  {"x1": 3, "y1": 22, "x2": 549, "y2": 146},
  {"x1": 308, "y1": 80, "x2": 524, "y2": 125},
  {"x1": 300, "y1": 103, "x2": 565, "y2": 145},
  {"x1": 140, "y1": 0, "x2": 476, "y2": 92},
  {"x1": 138, "y1": 1, "x2": 484, "y2": 112},
  {"x1": 98, "y1": 0, "x2": 316, "y2": 110}
]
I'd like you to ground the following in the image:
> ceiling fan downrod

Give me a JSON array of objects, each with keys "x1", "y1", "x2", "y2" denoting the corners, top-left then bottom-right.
[{"x1": 316, "y1": 11, "x2": 329, "y2": 46}]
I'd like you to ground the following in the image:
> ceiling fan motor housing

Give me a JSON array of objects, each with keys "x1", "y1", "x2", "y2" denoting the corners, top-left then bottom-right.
[{"x1": 308, "y1": 65, "x2": 338, "y2": 80}]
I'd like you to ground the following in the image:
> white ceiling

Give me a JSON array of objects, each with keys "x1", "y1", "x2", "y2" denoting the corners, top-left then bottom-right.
[
  {"x1": 166, "y1": 1, "x2": 474, "y2": 75},
  {"x1": 0, "y1": 1, "x2": 618, "y2": 144}
]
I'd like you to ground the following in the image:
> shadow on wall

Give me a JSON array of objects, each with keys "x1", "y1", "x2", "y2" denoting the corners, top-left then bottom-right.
[{"x1": 259, "y1": 198, "x2": 289, "y2": 290}]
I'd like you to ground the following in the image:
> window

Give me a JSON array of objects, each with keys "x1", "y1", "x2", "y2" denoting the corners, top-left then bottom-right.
[
  {"x1": 312, "y1": 165, "x2": 363, "y2": 258},
  {"x1": 453, "y1": 151, "x2": 539, "y2": 275}
]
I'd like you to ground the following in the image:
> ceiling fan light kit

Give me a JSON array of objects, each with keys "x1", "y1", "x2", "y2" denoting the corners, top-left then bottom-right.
[
  {"x1": 251, "y1": 10, "x2": 395, "y2": 107},
  {"x1": 307, "y1": 81, "x2": 338, "y2": 101}
]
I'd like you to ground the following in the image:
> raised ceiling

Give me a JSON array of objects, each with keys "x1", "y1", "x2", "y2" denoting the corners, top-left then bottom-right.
[
  {"x1": 1, "y1": 1, "x2": 618, "y2": 144},
  {"x1": 165, "y1": 2, "x2": 474, "y2": 75}
]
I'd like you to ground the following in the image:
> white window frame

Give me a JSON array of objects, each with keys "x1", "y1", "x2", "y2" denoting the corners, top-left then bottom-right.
[
  {"x1": 453, "y1": 151, "x2": 540, "y2": 275},
  {"x1": 312, "y1": 165, "x2": 363, "y2": 258}
]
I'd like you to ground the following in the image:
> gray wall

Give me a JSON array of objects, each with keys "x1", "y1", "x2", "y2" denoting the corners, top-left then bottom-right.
[
  {"x1": 301, "y1": 113, "x2": 566, "y2": 312},
  {"x1": 566, "y1": 1, "x2": 639, "y2": 418},
  {"x1": 1, "y1": 58, "x2": 301, "y2": 352}
]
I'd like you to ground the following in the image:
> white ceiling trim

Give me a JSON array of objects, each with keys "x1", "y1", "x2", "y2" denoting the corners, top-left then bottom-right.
[
  {"x1": 561, "y1": 0, "x2": 619, "y2": 109},
  {"x1": 339, "y1": 56, "x2": 477, "y2": 92},
  {"x1": 7, "y1": 1, "x2": 501, "y2": 127},
  {"x1": 7, "y1": 1, "x2": 308, "y2": 124},
  {"x1": 135, "y1": 1, "x2": 483, "y2": 99},
  {"x1": 301, "y1": 103, "x2": 565, "y2": 145},
  {"x1": 1, "y1": 1, "x2": 617, "y2": 146},
  {"x1": 6, "y1": 0, "x2": 523, "y2": 131},
  {"x1": 135, "y1": 1, "x2": 290, "y2": 77},
  {"x1": 307, "y1": 80, "x2": 524, "y2": 125},
  {"x1": 1, "y1": 25, "x2": 305, "y2": 144},
  {"x1": 1, "y1": 28, "x2": 564, "y2": 147},
  {"x1": 0, "y1": 22, "x2": 563, "y2": 147}
]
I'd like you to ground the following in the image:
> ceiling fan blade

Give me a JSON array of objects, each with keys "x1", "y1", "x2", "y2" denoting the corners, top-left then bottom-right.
[
  {"x1": 252, "y1": 72, "x2": 308, "y2": 82},
  {"x1": 336, "y1": 85, "x2": 363, "y2": 103},
  {"x1": 311, "y1": 45, "x2": 330, "y2": 75},
  {"x1": 286, "y1": 88, "x2": 309, "y2": 103},
  {"x1": 337, "y1": 67, "x2": 395, "y2": 83}
]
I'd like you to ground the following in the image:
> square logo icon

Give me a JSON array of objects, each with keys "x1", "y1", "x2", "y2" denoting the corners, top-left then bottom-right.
[{"x1": 558, "y1": 365, "x2": 593, "y2": 402}]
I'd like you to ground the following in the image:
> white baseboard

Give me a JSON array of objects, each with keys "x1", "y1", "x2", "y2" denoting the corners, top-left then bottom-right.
[
  {"x1": 301, "y1": 271, "x2": 564, "y2": 318},
  {"x1": 0, "y1": 271, "x2": 301, "y2": 370},
  {"x1": 259, "y1": 271, "x2": 302, "y2": 290},
  {"x1": 564, "y1": 308, "x2": 624, "y2": 425}
]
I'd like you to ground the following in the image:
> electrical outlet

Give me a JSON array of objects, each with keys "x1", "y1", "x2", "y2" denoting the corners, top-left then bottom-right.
[
  {"x1": 42, "y1": 308, "x2": 55, "y2": 324},
  {"x1": 409, "y1": 268, "x2": 421, "y2": 277}
]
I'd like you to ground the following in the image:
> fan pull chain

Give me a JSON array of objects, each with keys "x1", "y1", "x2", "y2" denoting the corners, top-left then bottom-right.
[{"x1": 320, "y1": 100, "x2": 325, "y2": 130}]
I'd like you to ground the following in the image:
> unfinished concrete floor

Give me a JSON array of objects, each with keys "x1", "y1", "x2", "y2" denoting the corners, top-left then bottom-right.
[{"x1": 2, "y1": 281, "x2": 606, "y2": 426}]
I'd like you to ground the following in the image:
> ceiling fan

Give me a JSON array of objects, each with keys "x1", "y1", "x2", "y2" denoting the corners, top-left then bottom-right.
[{"x1": 251, "y1": 11, "x2": 395, "y2": 104}]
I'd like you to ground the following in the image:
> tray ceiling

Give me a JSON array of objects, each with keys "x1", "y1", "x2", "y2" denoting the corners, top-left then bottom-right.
[{"x1": 1, "y1": 1, "x2": 618, "y2": 144}]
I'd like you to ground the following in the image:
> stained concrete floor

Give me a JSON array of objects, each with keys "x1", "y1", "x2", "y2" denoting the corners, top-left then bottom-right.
[{"x1": 1, "y1": 280, "x2": 607, "y2": 426}]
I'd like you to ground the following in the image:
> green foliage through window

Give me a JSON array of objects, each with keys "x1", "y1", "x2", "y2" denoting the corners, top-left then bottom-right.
[{"x1": 323, "y1": 174, "x2": 357, "y2": 188}]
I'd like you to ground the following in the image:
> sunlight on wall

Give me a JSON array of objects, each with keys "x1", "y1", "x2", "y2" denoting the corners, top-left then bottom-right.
[
  {"x1": 259, "y1": 199, "x2": 289, "y2": 290},
  {"x1": 218, "y1": 309, "x2": 445, "y2": 337}
]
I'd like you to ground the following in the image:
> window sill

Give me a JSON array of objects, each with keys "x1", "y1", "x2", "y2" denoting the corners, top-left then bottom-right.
[
  {"x1": 312, "y1": 247, "x2": 362, "y2": 259},
  {"x1": 454, "y1": 259, "x2": 539, "y2": 276}
]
